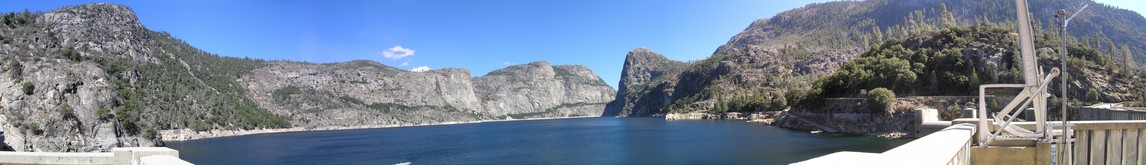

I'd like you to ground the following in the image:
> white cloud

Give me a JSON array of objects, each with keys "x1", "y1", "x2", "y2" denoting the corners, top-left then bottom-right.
[
  {"x1": 400, "y1": 61, "x2": 409, "y2": 66},
  {"x1": 501, "y1": 61, "x2": 516, "y2": 66},
  {"x1": 381, "y1": 45, "x2": 415, "y2": 60},
  {"x1": 411, "y1": 66, "x2": 431, "y2": 72}
]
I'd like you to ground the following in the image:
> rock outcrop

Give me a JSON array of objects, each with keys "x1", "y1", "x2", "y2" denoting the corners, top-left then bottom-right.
[
  {"x1": 241, "y1": 60, "x2": 487, "y2": 128},
  {"x1": 0, "y1": 3, "x2": 158, "y2": 152},
  {"x1": 474, "y1": 62, "x2": 614, "y2": 117},
  {"x1": 240, "y1": 60, "x2": 616, "y2": 128},
  {"x1": 603, "y1": 48, "x2": 687, "y2": 116}
]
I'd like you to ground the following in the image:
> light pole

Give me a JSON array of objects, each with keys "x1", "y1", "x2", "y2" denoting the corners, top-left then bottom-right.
[{"x1": 1055, "y1": 4, "x2": 1087, "y2": 164}]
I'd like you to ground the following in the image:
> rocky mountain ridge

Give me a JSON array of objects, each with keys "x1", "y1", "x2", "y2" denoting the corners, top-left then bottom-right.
[
  {"x1": 0, "y1": 3, "x2": 615, "y2": 152},
  {"x1": 244, "y1": 60, "x2": 615, "y2": 129},
  {"x1": 608, "y1": 0, "x2": 1146, "y2": 117}
]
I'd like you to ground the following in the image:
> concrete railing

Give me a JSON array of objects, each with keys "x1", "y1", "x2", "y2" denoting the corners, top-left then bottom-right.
[
  {"x1": 1070, "y1": 120, "x2": 1146, "y2": 165},
  {"x1": 0, "y1": 147, "x2": 191, "y2": 165},
  {"x1": 794, "y1": 123, "x2": 976, "y2": 165},
  {"x1": 1077, "y1": 108, "x2": 1146, "y2": 120}
]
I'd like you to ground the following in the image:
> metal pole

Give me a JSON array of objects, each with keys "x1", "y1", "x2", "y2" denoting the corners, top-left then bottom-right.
[
  {"x1": 1060, "y1": 13, "x2": 1070, "y2": 165},
  {"x1": 1057, "y1": 5, "x2": 1087, "y2": 164}
]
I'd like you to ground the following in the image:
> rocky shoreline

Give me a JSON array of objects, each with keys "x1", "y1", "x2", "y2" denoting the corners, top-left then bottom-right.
[
  {"x1": 159, "y1": 116, "x2": 598, "y2": 141},
  {"x1": 664, "y1": 111, "x2": 785, "y2": 125},
  {"x1": 664, "y1": 109, "x2": 917, "y2": 139}
]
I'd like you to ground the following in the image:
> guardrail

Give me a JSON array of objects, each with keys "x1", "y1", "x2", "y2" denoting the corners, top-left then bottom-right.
[
  {"x1": 794, "y1": 123, "x2": 976, "y2": 165},
  {"x1": 1070, "y1": 120, "x2": 1146, "y2": 165},
  {"x1": 1077, "y1": 108, "x2": 1146, "y2": 120},
  {"x1": 0, "y1": 147, "x2": 191, "y2": 165}
]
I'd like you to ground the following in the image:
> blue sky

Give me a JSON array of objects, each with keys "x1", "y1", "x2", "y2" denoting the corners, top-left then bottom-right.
[{"x1": 2, "y1": 0, "x2": 1144, "y2": 89}]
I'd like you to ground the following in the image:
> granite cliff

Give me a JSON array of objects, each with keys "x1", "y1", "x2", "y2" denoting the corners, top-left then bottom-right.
[
  {"x1": 1, "y1": 3, "x2": 161, "y2": 152},
  {"x1": 242, "y1": 60, "x2": 614, "y2": 129},
  {"x1": 0, "y1": 3, "x2": 615, "y2": 152},
  {"x1": 603, "y1": 48, "x2": 687, "y2": 117},
  {"x1": 241, "y1": 61, "x2": 485, "y2": 128},
  {"x1": 475, "y1": 61, "x2": 614, "y2": 118}
]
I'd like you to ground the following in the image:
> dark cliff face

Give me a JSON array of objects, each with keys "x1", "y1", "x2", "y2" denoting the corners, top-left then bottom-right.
[
  {"x1": 0, "y1": 3, "x2": 617, "y2": 152},
  {"x1": 603, "y1": 48, "x2": 687, "y2": 116},
  {"x1": 617, "y1": 48, "x2": 687, "y2": 94}
]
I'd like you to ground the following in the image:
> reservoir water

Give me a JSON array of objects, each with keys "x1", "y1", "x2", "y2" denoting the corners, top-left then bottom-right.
[{"x1": 166, "y1": 117, "x2": 909, "y2": 164}]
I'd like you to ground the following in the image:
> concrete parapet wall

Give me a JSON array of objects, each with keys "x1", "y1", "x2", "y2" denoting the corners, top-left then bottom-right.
[
  {"x1": 1078, "y1": 108, "x2": 1146, "y2": 120},
  {"x1": 1070, "y1": 120, "x2": 1146, "y2": 165},
  {"x1": 0, "y1": 147, "x2": 190, "y2": 165},
  {"x1": 140, "y1": 155, "x2": 193, "y2": 165},
  {"x1": 113, "y1": 147, "x2": 184, "y2": 165},
  {"x1": 0, "y1": 151, "x2": 113, "y2": 164},
  {"x1": 795, "y1": 123, "x2": 976, "y2": 164},
  {"x1": 970, "y1": 146, "x2": 1042, "y2": 165}
]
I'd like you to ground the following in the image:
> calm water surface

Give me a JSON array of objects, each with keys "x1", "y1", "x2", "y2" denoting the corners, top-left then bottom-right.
[{"x1": 166, "y1": 117, "x2": 909, "y2": 164}]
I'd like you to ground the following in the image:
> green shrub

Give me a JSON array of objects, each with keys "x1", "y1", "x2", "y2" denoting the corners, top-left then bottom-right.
[
  {"x1": 272, "y1": 86, "x2": 302, "y2": 103},
  {"x1": 865, "y1": 88, "x2": 896, "y2": 113},
  {"x1": 771, "y1": 94, "x2": 788, "y2": 110},
  {"x1": 115, "y1": 106, "x2": 142, "y2": 135},
  {"x1": 8, "y1": 59, "x2": 22, "y2": 80},
  {"x1": 987, "y1": 98, "x2": 1000, "y2": 111},
  {"x1": 59, "y1": 48, "x2": 82, "y2": 61},
  {"x1": 95, "y1": 107, "x2": 111, "y2": 121},
  {"x1": 787, "y1": 87, "x2": 825, "y2": 111},
  {"x1": 941, "y1": 103, "x2": 963, "y2": 120},
  {"x1": 27, "y1": 124, "x2": 42, "y2": 135},
  {"x1": 21, "y1": 82, "x2": 33, "y2": 95},
  {"x1": 1085, "y1": 88, "x2": 1100, "y2": 102},
  {"x1": 1047, "y1": 95, "x2": 1067, "y2": 119},
  {"x1": 59, "y1": 104, "x2": 76, "y2": 120}
]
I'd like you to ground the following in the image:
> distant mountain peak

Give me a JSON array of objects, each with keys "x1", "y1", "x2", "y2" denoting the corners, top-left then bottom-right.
[
  {"x1": 620, "y1": 48, "x2": 684, "y2": 88},
  {"x1": 45, "y1": 3, "x2": 142, "y2": 30}
]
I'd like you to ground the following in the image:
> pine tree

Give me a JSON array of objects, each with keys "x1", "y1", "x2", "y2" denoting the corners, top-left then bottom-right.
[
  {"x1": 899, "y1": 25, "x2": 908, "y2": 39},
  {"x1": 873, "y1": 26, "x2": 884, "y2": 43},
  {"x1": 1125, "y1": 44, "x2": 1136, "y2": 68},
  {"x1": 978, "y1": 15, "x2": 992, "y2": 26},
  {"x1": 914, "y1": 11, "x2": 928, "y2": 31},
  {"x1": 1082, "y1": 37, "x2": 1092, "y2": 48},
  {"x1": 1031, "y1": 16, "x2": 1042, "y2": 31},
  {"x1": 906, "y1": 14, "x2": 918, "y2": 33},
  {"x1": 1106, "y1": 39, "x2": 1116, "y2": 57},
  {"x1": 969, "y1": 68, "x2": 980, "y2": 91},
  {"x1": 940, "y1": 3, "x2": 956, "y2": 28}
]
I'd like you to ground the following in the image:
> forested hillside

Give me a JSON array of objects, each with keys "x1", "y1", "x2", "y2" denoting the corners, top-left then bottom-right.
[
  {"x1": 800, "y1": 22, "x2": 1145, "y2": 112},
  {"x1": 1, "y1": 4, "x2": 288, "y2": 152},
  {"x1": 609, "y1": 0, "x2": 1146, "y2": 116}
]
